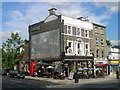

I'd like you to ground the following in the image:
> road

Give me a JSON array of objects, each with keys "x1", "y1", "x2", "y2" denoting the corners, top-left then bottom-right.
[
  {"x1": 2, "y1": 76, "x2": 62, "y2": 88},
  {"x1": 2, "y1": 75, "x2": 120, "y2": 89}
]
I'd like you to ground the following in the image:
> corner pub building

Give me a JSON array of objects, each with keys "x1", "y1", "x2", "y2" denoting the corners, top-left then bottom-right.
[{"x1": 29, "y1": 8, "x2": 108, "y2": 77}]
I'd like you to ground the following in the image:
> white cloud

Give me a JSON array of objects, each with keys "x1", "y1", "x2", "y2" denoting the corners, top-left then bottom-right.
[
  {"x1": 2, "y1": 2, "x2": 118, "y2": 43},
  {"x1": 93, "y1": 2, "x2": 118, "y2": 14},
  {"x1": 1, "y1": 30, "x2": 23, "y2": 41}
]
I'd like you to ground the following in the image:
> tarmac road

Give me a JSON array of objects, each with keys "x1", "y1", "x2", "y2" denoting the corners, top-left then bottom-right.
[
  {"x1": 2, "y1": 75, "x2": 62, "y2": 89},
  {"x1": 2, "y1": 75, "x2": 120, "y2": 89}
]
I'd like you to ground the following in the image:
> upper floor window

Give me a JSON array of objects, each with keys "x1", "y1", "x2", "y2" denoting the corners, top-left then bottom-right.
[
  {"x1": 96, "y1": 49, "x2": 99, "y2": 57},
  {"x1": 77, "y1": 42, "x2": 81, "y2": 54},
  {"x1": 102, "y1": 50, "x2": 104, "y2": 57},
  {"x1": 96, "y1": 38, "x2": 99, "y2": 45},
  {"x1": 95, "y1": 27, "x2": 98, "y2": 30},
  {"x1": 101, "y1": 38, "x2": 104, "y2": 46},
  {"x1": 76, "y1": 28, "x2": 81, "y2": 36},
  {"x1": 67, "y1": 26, "x2": 72, "y2": 35},
  {"x1": 85, "y1": 43, "x2": 89, "y2": 55},
  {"x1": 67, "y1": 41, "x2": 73, "y2": 54},
  {"x1": 100, "y1": 28, "x2": 104, "y2": 34},
  {"x1": 85, "y1": 30, "x2": 89, "y2": 38}
]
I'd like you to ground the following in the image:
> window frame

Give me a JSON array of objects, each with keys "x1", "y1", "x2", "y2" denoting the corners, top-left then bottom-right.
[
  {"x1": 76, "y1": 28, "x2": 81, "y2": 37},
  {"x1": 84, "y1": 30, "x2": 89, "y2": 38},
  {"x1": 67, "y1": 26, "x2": 72, "y2": 35},
  {"x1": 96, "y1": 38, "x2": 99, "y2": 45},
  {"x1": 67, "y1": 40, "x2": 73, "y2": 54}
]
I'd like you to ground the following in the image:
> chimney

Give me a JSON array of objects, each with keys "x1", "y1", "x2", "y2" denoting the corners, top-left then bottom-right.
[
  {"x1": 48, "y1": 8, "x2": 57, "y2": 16},
  {"x1": 77, "y1": 16, "x2": 89, "y2": 22}
]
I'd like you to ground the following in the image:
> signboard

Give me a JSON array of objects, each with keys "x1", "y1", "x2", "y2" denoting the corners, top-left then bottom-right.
[
  {"x1": 31, "y1": 29, "x2": 60, "y2": 60},
  {"x1": 68, "y1": 72, "x2": 74, "y2": 80},
  {"x1": 110, "y1": 61, "x2": 120, "y2": 65}
]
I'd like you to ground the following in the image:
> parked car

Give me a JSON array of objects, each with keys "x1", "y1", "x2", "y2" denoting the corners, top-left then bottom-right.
[
  {"x1": 0, "y1": 69, "x2": 7, "y2": 76},
  {"x1": 8, "y1": 70, "x2": 25, "y2": 78}
]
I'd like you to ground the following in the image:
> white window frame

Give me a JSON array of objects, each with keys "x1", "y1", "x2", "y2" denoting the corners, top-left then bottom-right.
[
  {"x1": 67, "y1": 40, "x2": 73, "y2": 54},
  {"x1": 67, "y1": 26, "x2": 72, "y2": 35},
  {"x1": 85, "y1": 43, "x2": 90, "y2": 55},
  {"x1": 76, "y1": 28, "x2": 81, "y2": 37},
  {"x1": 84, "y1": 30, "x2": 89, "y2": 38},
  {"x1": 76, "y1": 41, "x2": 82, "y2": 55}
]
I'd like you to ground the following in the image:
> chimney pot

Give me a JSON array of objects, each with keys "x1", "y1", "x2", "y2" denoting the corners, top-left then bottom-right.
[{"x1": 48, "y1": 8, "x2": 57, "y2": 16}]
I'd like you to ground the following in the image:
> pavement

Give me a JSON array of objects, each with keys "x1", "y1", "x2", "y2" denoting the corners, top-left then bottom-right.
[{"x1": 25, "y1": 75, "x2": 117, "y2": 85}]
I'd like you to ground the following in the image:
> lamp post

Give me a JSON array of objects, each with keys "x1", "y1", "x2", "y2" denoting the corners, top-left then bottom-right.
[{"x1": 74, "y1": 54, "x2": 79, "y2": 83}]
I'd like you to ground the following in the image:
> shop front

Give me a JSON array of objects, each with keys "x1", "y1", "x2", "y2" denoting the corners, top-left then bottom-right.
[
  {"x1": 109, "y1": 60, "x2": 120, "y2": 76},
  {"x1": 95, "y1": 60, "x2": 109, "y2": 76}
]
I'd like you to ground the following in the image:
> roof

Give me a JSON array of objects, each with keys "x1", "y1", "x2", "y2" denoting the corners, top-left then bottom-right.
[{"x1": 93, "y1": 23, "x2": 106, "y2": 28}]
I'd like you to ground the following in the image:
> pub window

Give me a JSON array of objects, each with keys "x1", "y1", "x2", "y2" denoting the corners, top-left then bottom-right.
[
  {"x1": 67, "y1": 26, "x2": 72, "y2": 35},
  {"x1": 85, "y1": 43, "x2": 89, "y2": 55},
  {"x1": 85, "y1": 30, "x2": 89, "y2": 38},
  {"x1": 77, "y1": 42, "x2": 81, "y2": 54},
  {"x1": 76, "y1": 28, "x2": 81, "y2": 36},
  {"x1": 67, "y1": 41, "x2": 73, "y2": 54}
]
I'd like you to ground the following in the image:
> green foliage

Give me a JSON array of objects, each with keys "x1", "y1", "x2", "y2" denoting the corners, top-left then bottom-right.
[
  {"x1": 2, "y1": 32, "x2": 24, "y2": 69},
  {"x1": 72, "y1": 68, "x2": 77, "y2": 73},
  {"x1": 106, "y1": 40, "x2": 112, "y2": 46}
]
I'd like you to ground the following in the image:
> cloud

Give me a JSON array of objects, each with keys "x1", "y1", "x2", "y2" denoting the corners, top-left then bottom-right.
[
  {"x1": 93, "y1": 2, "x2": 118, "y2": 14},
  {"x1": 59, "y1": 2, "x2": 113, "y2": 25},
  {"x1": 1, "y1": 30, "x2": 23, "y2": 41},
  {"x1": 2, "y1": 2, "x2": 118, "y2": 43}
]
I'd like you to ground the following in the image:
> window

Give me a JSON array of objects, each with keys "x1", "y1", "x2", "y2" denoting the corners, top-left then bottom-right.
[
  {"x1": 95, "y1": 27, "x2": 98, "y2": 30},
  {"x1": 102, "y1": 51, "x2": 104, "y2": 57},
  {"x1": 85, "y1": 43, "x2": 89, "y2": 55},
  {"x1": 67, "y1": 26, "x2": 72, "y2": 35},
  {"x1": 76, "y1": 28, "x2": 81, "y2": 36},
  {"x1": 67, "y1": 41, "x2": 73, "y2": 54},
  {"x1": 85, "y1": 30, "x2": 89, "y2": 38},
  {"x1": 96, "y1": 38, "x2": 99, "y2": 45},
  {"x1": 101, "y1": 38, "x2": 104, "y2": 46},
  {"x1": 77, "y1": 42, "x2": 81, "y2": 54},
  {"x1": 96, "y1": 49, "x2": 99, "y2": 57},
  {"x1": 100, "y1": 28, "x2": 104, "y2": 34}
]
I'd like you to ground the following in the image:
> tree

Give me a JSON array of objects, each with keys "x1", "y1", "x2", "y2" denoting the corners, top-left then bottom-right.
[
  {"x1": 2, "y1": 32, "x2": 24, "y2": 69},
  {"x1": 106, "y1": 40, "x2": 112, "y2": 46}
]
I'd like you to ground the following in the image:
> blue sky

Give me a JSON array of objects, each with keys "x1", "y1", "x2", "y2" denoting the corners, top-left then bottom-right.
[{"x1": 1, "y1": 2, "x2": 119, "y2": 45}]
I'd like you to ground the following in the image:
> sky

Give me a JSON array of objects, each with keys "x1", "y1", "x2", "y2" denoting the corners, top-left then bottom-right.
[{"x1": 1, "y1": 1, "x2": 120, "y2": 46}]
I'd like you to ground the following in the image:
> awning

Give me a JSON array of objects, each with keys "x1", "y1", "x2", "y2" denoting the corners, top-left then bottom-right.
[
  {"x1": 36, "y1": 62, "x2": 49, "y2": 66},
  {"x1": 95, "y1": 64, "x2": 108, "y2": 66}
]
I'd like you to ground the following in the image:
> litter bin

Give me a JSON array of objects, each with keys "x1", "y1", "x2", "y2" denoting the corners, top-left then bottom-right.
[{"x1": 75, "y1": 74, "x2": 79, "y2": 83}]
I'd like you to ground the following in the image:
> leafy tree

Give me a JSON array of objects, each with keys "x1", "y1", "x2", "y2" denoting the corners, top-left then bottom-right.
[
  {"x1": 2, "y1": 32, "x2": 24, "y2": 69},
  {"x1": 106, "y1": 40, "x2": 112, "y2": 46}
]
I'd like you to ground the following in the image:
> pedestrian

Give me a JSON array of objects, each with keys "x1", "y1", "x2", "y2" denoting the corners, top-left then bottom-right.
[{"x1": 116, "y1": 70, "x2": 119, "y2": 79}]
